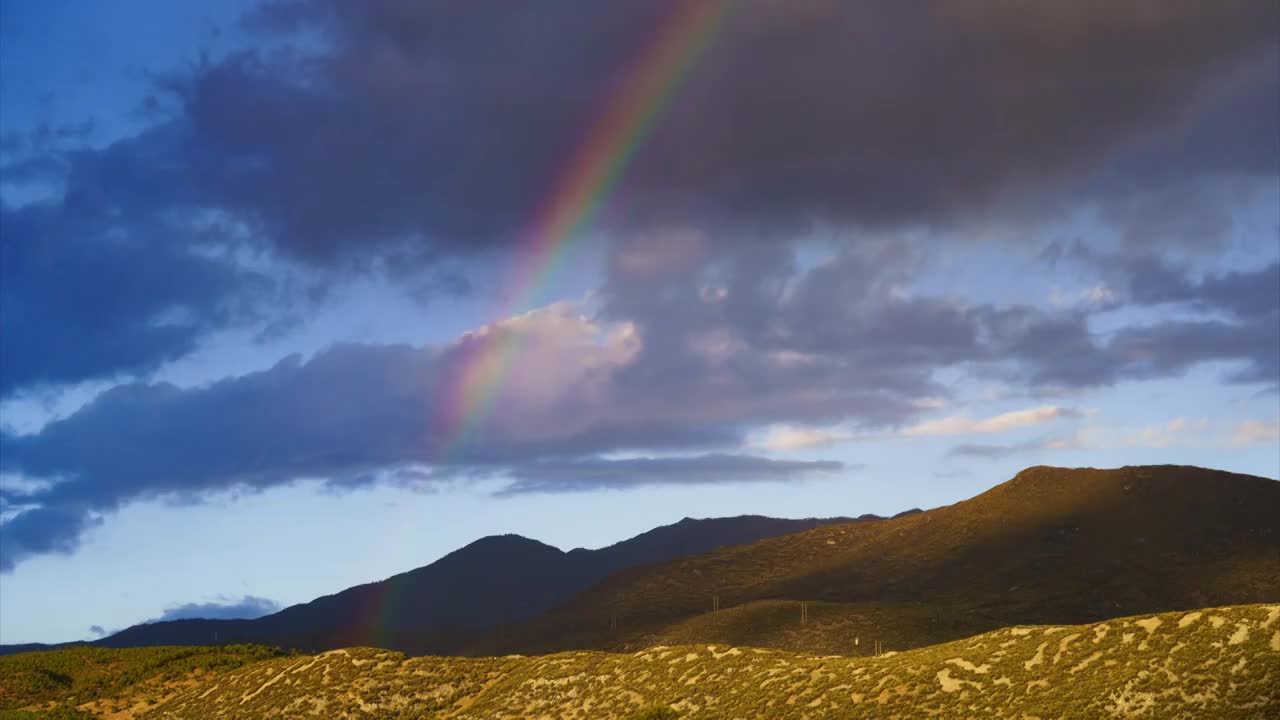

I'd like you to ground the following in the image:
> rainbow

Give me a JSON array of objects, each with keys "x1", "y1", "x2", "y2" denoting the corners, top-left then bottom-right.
[
  {"x1": 432, "y1": 0, "x2": 736, "y2": 461},
  {"x1": 352, "y1": 4, "x2": 736, "y2": 651}
]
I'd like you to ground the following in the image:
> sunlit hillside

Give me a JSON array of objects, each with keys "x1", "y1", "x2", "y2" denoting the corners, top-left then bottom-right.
[
  {"x1": 5, "y1": 605, "x2": 1275, "y2": 719},
  {"x1": 466, "y1": 466, "x2": 1280, "y2": 657}
]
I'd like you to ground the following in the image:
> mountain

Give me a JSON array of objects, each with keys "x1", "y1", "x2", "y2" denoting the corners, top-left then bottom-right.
[
  {"x1": 465, "y1": 465, "x2": 1280, "y2": 656},
  {"x1": 0, "y1": 641, "x2": 88, "y2": 657},
  {"x1": 92, "y1": 514, "x2": 862, "y2": 654},
  {"x1": 12, "y1": 604, "x2": 1274, "y2": 718}
]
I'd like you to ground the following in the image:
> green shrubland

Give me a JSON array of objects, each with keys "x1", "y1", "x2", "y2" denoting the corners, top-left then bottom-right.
[{"x1": 0, "y1": 644, "x2": 284, "y2": 714}]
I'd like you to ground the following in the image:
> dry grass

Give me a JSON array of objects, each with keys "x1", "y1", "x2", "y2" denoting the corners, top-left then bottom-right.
[{"x1": 116, "y1": 603, "x2": 1280, "y2": 719}]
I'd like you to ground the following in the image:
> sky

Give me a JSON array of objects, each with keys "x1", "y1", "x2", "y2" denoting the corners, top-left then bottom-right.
[{"x1": 1, "y1": 0, "x2": 1277, "y2": 645}]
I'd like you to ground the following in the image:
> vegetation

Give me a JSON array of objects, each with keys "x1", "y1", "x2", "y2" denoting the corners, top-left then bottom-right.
[
  {"x1": 0, "y1": 644, "x2": 284, "y2": 716},
  {"x1": 63, "y1": 603, "x2": 1278, "y2": 718},
  {"x1": 0, "y1": 710, "x2": 95, "y2": 720},
  {"x1": 467, "y1": 465, "x2": 1280, "y2": 657},
  {"x1": 627, "y1": 706, "x2": 680, "y2": 719}
]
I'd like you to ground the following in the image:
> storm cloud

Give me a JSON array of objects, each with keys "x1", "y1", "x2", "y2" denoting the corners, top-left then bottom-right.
[
  {"x1": 1, "y1": 1, "x2": 1277, "y2": 573},
  {"x1": 205, "y1": 0, "x2": 1277, "y2": 256},
  {"x1": 3, "y1": 1, "x2": 1276, "y2": 399},
  {"x1": 4, "y1": 240, "x2": 1277, "y2": 570}
]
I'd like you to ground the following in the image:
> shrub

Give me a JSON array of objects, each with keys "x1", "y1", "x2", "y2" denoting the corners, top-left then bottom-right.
[{"x1": 628, "y1": 705, "x2": 680, "y2": 719}]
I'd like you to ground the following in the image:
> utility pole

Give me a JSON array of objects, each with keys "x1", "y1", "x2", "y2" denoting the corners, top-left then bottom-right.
[
  {"x1": 712, "y1": 593, "x2": 720, "y2": 613},
  {"x1": 800, "y1": 602, "x2": 808, "y2": 624}
]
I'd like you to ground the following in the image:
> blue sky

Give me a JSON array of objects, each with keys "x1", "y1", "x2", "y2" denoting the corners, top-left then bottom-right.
[{"x1": 2, "y1": 1, "x2": 1278, "y2": 644}]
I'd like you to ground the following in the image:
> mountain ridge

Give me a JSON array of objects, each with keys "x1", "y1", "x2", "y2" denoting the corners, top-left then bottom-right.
[
  {"x1": 460, "y1": 464, "x2": 1280, "y2": 656},
  {"x1": 5, "y1": 464, "x2": 1274, "y2": 664},
  {"x1": 77, "y1": 513, "x2": 863, "y2": 655}
]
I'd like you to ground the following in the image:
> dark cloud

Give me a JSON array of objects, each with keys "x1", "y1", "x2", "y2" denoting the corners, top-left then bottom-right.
[
  {"x1": 146, "y1": 595, "x2": 280, "y2": 623},
  {"x1": 0, "y1": 124, "x2": 276, "y2": 398},
  {"x1": 0, "y1": 152, "x2": 69, "y2": 187},
  {"x1": 2, "y1": 1, "x2": 1277, "y2": 566},
  {"x1": 1024, "y1": 245, "x2": 1280, "y2": 389},
  {"x1": 602, "y1": 238, "x2": 1278, "y2": 399},
  {"x1": 148, "y1": 0, "x2": 1280, "y2": 260},
  {"x1": 88, "y1": 625, "x2": 106, "y2": 637},
  {"x1": 949, "y1": 438, "x2": 1060, "y2": 460},
  {"x1": 0, "y1": 505, "x2": 101, "y2": 572},
  {"x1": 1106, "y1": 316, "x2": 1279, "y2": 387},
  {"x1": 3, "y1": 0, "x2": 1275, "y2": 399},
  {"x1": 0, "y1": 262, "x2": 930, "y2": 569},
  {"x1": 4, "y1": 238, "x2": 1276, "y2": 569},
  {"x1": 982, "y1": 306, "x2": 1278, "y2": 391},
  {"x1": 1048, "y1": 241, "x2": 1280, "y2": 318},
  {"x1": 0, "y1": 118, "x2": 96, "y2": 160}
]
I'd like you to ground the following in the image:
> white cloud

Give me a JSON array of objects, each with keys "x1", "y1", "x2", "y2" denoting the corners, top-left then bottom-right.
[
  {"x1": 1049, "y1": 284, "x2": 1115, "y2": 309},
  {"x1": 752, "y1": 425, "x2": 850, "y2": 451},
  {"x1": 903, "y1": 405, "x2": 1080, "y2": 436},
  {"x1": 1232, "y1": 419, "x2": 1280, "y2": 446},
  {"x1": 1137, "y1": 416, "x2": 1208, "y2": 448}
]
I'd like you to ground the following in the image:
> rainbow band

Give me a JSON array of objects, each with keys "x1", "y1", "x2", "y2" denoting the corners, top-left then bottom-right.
[{"x1": 434, "y1": 0, "x2": 735, "y2": 460}]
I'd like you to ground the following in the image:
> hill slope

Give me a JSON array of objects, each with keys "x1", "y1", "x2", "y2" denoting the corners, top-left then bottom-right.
[
  {"x1": 468, "y1": 465, "x2": 1280, "y2": 656},
  {"x1": 94, "y1": 514, "x2": 860, "y2": 654},
  {"x1": 0, "y1": 644, "x2": 284, "y2": 716},
  {"x1": 137, "y1": 604, "x2": 1280, "y2": 719}
]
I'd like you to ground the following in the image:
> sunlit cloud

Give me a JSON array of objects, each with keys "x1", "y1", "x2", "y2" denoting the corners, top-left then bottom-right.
[
  {"x1": 903, "y1": 406, "x2": 1083, "y2": 436},
  {"x1": 751, "y1": 425, "x2": 852, "y2": 451},
  {"x1": 1232, "y1": 419, "x2": 1280, "y2": 446}
]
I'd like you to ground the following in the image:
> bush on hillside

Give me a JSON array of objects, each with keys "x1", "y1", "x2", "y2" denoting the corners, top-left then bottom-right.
[{"x1": 628, "y1": 706, "x2": 680, "y2": 720}]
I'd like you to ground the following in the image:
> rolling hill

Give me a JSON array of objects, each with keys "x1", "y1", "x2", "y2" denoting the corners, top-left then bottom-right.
[
  {"x1": 464, "y1": 465, "x2": 1280, "y2": 657},
  {"x1": 91, "y1": 514, "x2": 868, "y2": 655},
  {"x1": 11, "y1": 604, "x2": 1275, "y2": 719},
  {"x1": 0, "y1": 644, "x2": 285, "y2": 718}
]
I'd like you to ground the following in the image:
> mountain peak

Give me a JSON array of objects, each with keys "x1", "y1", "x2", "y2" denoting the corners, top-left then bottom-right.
[{"x1": 461, "y1": 533, "x2": 552, "y2": 549}]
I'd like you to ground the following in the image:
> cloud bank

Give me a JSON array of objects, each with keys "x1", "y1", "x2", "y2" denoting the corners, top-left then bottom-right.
[
  {"x1": 3, "y1": 1, "x2": 1275, "y2": 397},
  {"x1": 1, "y1": 1, "x2": 1277, "y2": 571},
  {"x1": 146, "y1": 595, "x2": 281, "y2": 624},
  {"x1": 4, "y1": 242, "x2": 1277, "y2": 570}
]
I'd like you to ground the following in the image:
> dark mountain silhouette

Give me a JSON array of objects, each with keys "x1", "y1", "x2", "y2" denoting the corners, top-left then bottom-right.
[
  {"x1": 88, "y1": 514, "x2": 865, "y2": 654},
  {"x1": 13, "y1": 464, "x2": 1271, "y2": 663},
  {"x1": 0, "y1": 641, "x2": 87, "y2": 657},
  {"x1": 463, "y1": 465, "x2": 1280, "y2": 656}
]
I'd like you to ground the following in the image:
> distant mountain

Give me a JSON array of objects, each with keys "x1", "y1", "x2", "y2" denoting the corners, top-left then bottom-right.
[
  {"x1": 0, "y1": 641, "x2": 87, "y2": 657},
  {"x1": 466, "y1": 465, "x2": 1280, "y2": 656},
  {"x1": 92, "y1": 514, "x2": 866, "y2": 654}
]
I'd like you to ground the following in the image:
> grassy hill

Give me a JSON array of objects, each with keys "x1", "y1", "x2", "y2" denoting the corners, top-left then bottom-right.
[
  {"x1": 53, "y1": 603, "x2": 1278, "y2": 719},
  {"x1": 465, "y1": 465, "x2": 1280, "y2": 656},
  {"x1": 0, "y1": 644, "x2": 284, "y2": 718}
]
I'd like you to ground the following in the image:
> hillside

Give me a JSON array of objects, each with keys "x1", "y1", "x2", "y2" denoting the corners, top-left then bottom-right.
[
  {"x1": 0, "y1": 644, "x2": 284, "y2": 718},
  {"x1": 57, "y1": 603, "x2": 1280, "y2": 719},
  {"x1": 0, "y1": 642, "x2": 87, "y2": 658},
  {"x1": 467, "y1": 465, "x2": 1280, "y2": 656},
  {"x1": 93, "y1": 514, "x2": 860, "y2": 655}
]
